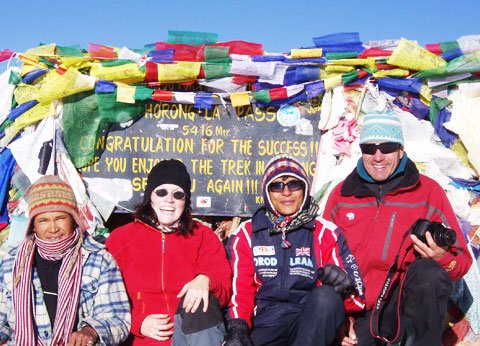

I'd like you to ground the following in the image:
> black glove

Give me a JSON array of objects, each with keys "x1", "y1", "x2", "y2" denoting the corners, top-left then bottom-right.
[
  {"x1": 223, "y1": 318, "x2": 253, "y2": 346},
  {"x1": 318, "y1": 264, "x2": 354, "y2": 298}
]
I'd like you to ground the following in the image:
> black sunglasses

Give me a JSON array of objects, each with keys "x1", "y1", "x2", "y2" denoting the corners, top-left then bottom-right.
[
  {"x1": 268, "y1": 180, "x2": 305, "y2": 193},
  {"x1": 155, "y1": 189, "x2": 186, "y2": 200},
  {"x1": 360, "y1": 142, "x2": 400, "y2": 155}
]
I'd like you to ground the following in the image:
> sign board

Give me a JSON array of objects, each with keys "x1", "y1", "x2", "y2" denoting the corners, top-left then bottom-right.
[{"x1": 82, "y1": 99, "x2": 321, "y2": 216}]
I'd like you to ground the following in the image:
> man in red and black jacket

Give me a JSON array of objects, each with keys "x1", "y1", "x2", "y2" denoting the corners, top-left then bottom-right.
[
  {"x1": 224, "y1": 154, "x2": 365, "y2": 346},
  {"x1": 324, "y1": 111, "x2": 472, "y2": 346}
]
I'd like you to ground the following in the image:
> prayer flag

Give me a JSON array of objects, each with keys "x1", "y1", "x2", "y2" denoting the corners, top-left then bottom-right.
[
  {"x1": 313, "y1": 32, "x2": 364, "y2": 54},
  {"x1": 214, "y1": 41, "x2": 263, "y2": 56},
  {"x1": 95, "y1": 80, "x2": 116, "y2": 94},
  {"x1": 0, "y1": 49, "x2": 15, "y2": 62},
  {"x1": 230, "y1": 92, "x2": 250, "y2": 107},
  {"x1": 89, "y1": 43, "x2": 116, "y2": 59},
  {"x1": 152, "y1": 90, "x2": 173, "y2": 102},
  {"x1": 56, "y1": 45, "x2": 84, "y2": 57},
  {"x1": 134, "y1": 87, "x2": 154, "y2": 101},
  {"x1": 194, "y1": 92, "x2": 213, "y2": 109},
  {"x1": 388, "y1": 38, "x2": 447, "y2": 71},
  {"x1": 269, "y1": 87, "x2": 288, "y2": 100},
  {"x1": 149, "y1": 49, "x2": 174, "y2": 63},
  {"x1": 290, "y1": 48, "x2": 323, "y2": 59},
  {"x1": 305, "y1": 80, "x2": 324, "y2": 98},
  {"x1": 156, "y1": 42, "x2": 202, "y2": 61},
  {"x1": 168, "y1": 30, "x2": 218, "y2": 45},
  {"x1": 252, "y1": 89, "x2": 271, "y2": 103},
  {"x1": 117, "y1": 84, "x2": 136, "y2": 104}
]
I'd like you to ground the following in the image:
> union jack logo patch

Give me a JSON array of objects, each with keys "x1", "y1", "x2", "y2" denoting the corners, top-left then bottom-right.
[{"x1": 295, "y1": 247, "x2": 310, "y2": 256}]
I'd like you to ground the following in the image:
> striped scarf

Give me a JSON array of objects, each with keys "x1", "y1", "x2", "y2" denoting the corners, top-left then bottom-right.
[{"x1": 12, "y1": 229, "x2": 83, "y2": 345}]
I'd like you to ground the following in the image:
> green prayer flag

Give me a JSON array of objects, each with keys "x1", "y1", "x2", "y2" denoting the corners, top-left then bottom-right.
[
  {"x1": 167, "y1": 30, "x2": 218, "y2": 45},
  {"x1": 326, "y1": 52, "x2": 358, "y2": 60},
  {"x1": 101, "y1": 59, "x2": 133, "y2": 67},
  {"x1": 439, "y1": 41, "x2": 460, "y2": 53},
  {"x1": 63, "y1": 90, "x2": 146, "y2": 168},
  {"x1": 252, "y1": 90, "x2": 271, "y2": 103},
  {"x1": 202, "y1": 63, "x2": 231, "y2": 80},
  {"x1": 341, "y1": 70, "x2": 359, "y2": 85},
  {"x1": 134, "y1": 86, "x2": 154, "y2": 101},
  {"x1": 428, "y1": 97, "x2": 451, "y2": 124},
  {"x1": 9, "y1": 70, "x2": 22, "y2": 85},
  {"x1": 56, "y1": 45, "x2": 84, "y2": 57},
  {"x1": 415, "y1": 51, "x2": 480, "y2": 79},
  {"x1": 204, "y1": 46, "x2": 230, "y2": 64}
]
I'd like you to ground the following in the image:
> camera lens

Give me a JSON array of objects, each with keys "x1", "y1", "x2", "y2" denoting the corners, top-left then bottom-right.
[{"x1": 430, "y1": 223, "x2": 456, "y2": 247}]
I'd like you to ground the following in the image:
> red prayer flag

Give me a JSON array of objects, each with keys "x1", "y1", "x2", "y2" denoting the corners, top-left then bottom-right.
[
  {"x1": 152, "y1": 90, "x2": 173, "y2": 101},
  {"x1": 0, "y1": 49, "x2": 14, "y2": 62},
  {"x1": 155, "y1": 42, "x2": 203, "y2": 61},
  {"x1": 214, "y1": 41, "x2": 263, "y2": 56},
  {"x1": 425, "y1": 43, "x2": 442, "y2": 55},
  {"x1": 358, "y1": 48, "x2": 392, "y2": 58},
  {"x1": 145, "y1": 62, "x2": 159, "y2": 82},
  {"x1": 269, "y1": 87, "x2": 288, "y2": 100},
  {"x1": 233, "y1": 75, "x2": 257, "y2": 85},
  {"x1": 89, "y1": 43, "x2": 115, "y2": 59}
]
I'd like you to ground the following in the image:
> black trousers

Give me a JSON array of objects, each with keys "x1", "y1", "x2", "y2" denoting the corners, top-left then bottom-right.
[
  {"x1": 354, "y1": 259, "x2": 452, "y2": 346},
  {"x1": 250, "y1": 285, "x2": 345, "y2": 346}
]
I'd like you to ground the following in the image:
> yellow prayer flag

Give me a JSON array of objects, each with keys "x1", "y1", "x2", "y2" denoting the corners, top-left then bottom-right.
[
  {"x1": 328, "y1": 58, "x2": 376, "y2": 71},
  {"x1": 25, "y1": 43, "x2": 56, "y2": 56},
  {"x1": 387, "y1": 38, "x2": 447, "y2": 71},
  {"x1": 420, "y1": 83, "x2": 432, "y2": 105},
  {"x1": 61, "y1": 57, "x2": 91, "y2": 69},
  {"x1": 37, "y1": 68, "x2": 96, "y2": 103},
  {"x1": 19, "y1": 54, "x2": 48, "y2": 74},
  {"x1": 325, "y1": 65, "x2": 354, "y2": 73},
  {"x1": 90, "y1": 62, "x2": 145, "y2": 84},
  {"x1": 323, "y1": 75, "x2": 342, "y2": 91},
  {"x1": 320, "y1": 67, "x2": 341, "y2": 80},
  {"x1": 13, "y1": 102, "x2": 55, "y2": 131},
  {"x1": 373, "y1": 69, "x2": 410, "y2": 78},
  {"x1": 116, "y1": 84, "x2": 136, "y2": 104},
  {"x1": 1, "y1": 125, "x2": 21, "y2": 149},
  {"x1": 230, "y1": 92, "x2": 251, "y2": 107},
  {"x1": 290, "y1": 48, "x2": 323, "y2": 59},
  {"x1": 157, "y1": 62, "x2": 202, "y2": 83},
  {"x1": 14, "y1": 84, "x2": 40, "y2": 104}
]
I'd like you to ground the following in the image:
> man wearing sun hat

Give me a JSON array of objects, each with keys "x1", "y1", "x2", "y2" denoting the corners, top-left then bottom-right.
[
  {"x1": 324, "y1": 110, "x2": 472, "y2": 345},
  {"x1": 0, "y1": 175, "x2": 131, "y2": 345},
  {"x1": 224, "y1": 154, "x2": 365, "y2": 346}
]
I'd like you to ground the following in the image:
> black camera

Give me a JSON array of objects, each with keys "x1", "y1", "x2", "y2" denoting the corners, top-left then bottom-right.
[{"x1": 410, "y1": 219, "x2": 456, "y2": 247}]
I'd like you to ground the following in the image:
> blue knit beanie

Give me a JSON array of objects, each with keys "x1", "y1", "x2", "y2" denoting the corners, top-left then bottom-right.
[{"x1": 359, "y1": 111, "x2": 404, "y2": 146}]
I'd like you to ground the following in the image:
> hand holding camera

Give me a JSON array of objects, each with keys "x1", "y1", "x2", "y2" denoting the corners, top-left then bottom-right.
[{"x1": 410, "y1": 219, "x2": 456, "y2": 260}]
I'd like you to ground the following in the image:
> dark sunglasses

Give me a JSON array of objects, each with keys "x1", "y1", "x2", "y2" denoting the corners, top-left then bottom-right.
[
  {"x1": 360, "y1": 142, "x2": 401, "y2": 155},
  {"x1": 268, "y1": 180, "x2": 305, "y2": 193},
  {"x1": 155, "y1": 189, "x2": 186, "y2": 200}
]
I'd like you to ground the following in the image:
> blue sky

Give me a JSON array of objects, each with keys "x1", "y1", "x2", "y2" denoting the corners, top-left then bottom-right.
[{"x1": 1, "y1": 0, "x2": 479, "y2": 56}]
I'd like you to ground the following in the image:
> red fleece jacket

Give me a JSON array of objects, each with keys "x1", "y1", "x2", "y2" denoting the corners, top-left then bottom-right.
[{"x1": 106, "y1": 220, "x2": 232, "y2": 345}]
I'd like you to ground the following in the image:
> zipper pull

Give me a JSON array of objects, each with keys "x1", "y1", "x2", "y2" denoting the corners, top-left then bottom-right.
[{"x1": 137, "y1": 291, "x2": 141, "y2": 300}]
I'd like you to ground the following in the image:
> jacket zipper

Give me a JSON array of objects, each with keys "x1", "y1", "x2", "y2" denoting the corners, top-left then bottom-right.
[{"x1": 161, "y1": 232, "x2": 170, "y2": 314}]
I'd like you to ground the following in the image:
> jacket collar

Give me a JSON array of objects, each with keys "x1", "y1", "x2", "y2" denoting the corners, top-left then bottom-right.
[{"x1": 341, "y1": 157, "x2": 420, "y2": 198}]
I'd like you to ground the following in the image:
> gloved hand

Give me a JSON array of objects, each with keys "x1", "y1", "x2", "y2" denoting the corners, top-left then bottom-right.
[
  {"x1": 223, "y1": 318, "x2": 253, "y2": 346},
  {"x1": 318, "y1": 264, "x2": 354, "y2": 298}
]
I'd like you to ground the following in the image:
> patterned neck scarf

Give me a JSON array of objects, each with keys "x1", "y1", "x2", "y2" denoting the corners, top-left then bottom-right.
[
  {"x1": 267, "y1": 197, "x2": 319, "y2": 249},
  {"x1": 12, "y1": 229, "x2": 83, "y2": 345}
]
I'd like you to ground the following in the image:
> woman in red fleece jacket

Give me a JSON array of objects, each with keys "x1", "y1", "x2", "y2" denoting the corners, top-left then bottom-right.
[{"x1": 106, "y1": 159, "x2": 232, "y2": 346}]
